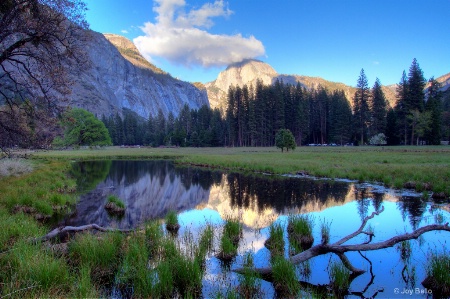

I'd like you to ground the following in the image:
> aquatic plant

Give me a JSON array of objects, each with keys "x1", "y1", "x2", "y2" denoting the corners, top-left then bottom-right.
[
  {"x1": 271, "y1": 256, "x2": 300, "y2": 296},
  {"x1": 396, "y1": 240, "x2": 412, "y2": 263},
  {"x1": 223, "y1": 216, "x2": 242, "y2": 244},
  {"x1": 320, "y1": 220, "x2": 331, "y2": 244},
  {"x1": 105, "y1": 195, "x2": 126, "y2": 216},
  {"x1": 165, "y1": 210, "x2": 180, "y2": 232},
  {"x1": 329, "y1": 260, "x2": 351, "y2": 293},
  {"x1": 218, "y1": 217, "x2": 242, "y2": 261},
  {"x1": 265, "y1": 222, "x2": 285, "y2": 257},
  {"x1": 237, "y1": 252, "x2": 262, "y2": 298},
  {"x1": 422, "y1": 251, "x2": 450, "y2": 297},
  {"x1": 288, "y1": 214, "x2": 314, "y2": 251},
  {"x1": 69, "y1": 232, "x2": 123, "y2": 286}
]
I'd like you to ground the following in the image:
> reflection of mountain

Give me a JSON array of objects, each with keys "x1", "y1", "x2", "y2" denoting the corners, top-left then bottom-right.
[
  {"x1": 67, "y1": 161, "x2": 419, "y2": 231},
  {"x1": 64, "y1": 161, "x2": 212, "y2": 229}
]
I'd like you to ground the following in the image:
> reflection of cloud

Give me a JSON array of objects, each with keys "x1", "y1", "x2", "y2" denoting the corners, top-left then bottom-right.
[{"x1": 134, "y1": 0, "x2": 265, "y2": 67}]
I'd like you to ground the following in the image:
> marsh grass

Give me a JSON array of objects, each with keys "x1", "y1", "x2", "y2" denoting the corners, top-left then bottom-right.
[
  {"x1": 106, "y1": 195, "x2": 125, "y2": 208},
  {"x1": 0, "y1": 208, "x2": 45, "y2": 251},
  {"x1": 0, "y1": 161, "x2": 77, "y2": 217},
  {"x1": 329, "y1": 261, "x2": 351, "y2": 293},
  {"x1": 265, "y1": 222, "x2": 285, "y2": 257},
  {"x1": 0, "y1": 158, "x2": 33, "y2": 177},
  {"x1": 76, "y1": 264, "x2": 99, "y2": 298},
  {"x1": 320, "y1": 220, "x2": 331, "y2": 244},
  {"x1": 165, "y1": 210, "x2": 180, "y2": 232},
  {"x1": 69, "y1": 232, "x2": 124, "y2": 286},
  {"x1": 422, "y1": 252, "x2": 450, "y2": 296},
  {"x1": 33, "y1": 146, "x2": 450, "y2": 196},
  {"x1": 223, "y1": 216, "x2": 242, "y2": 243},
  {"x1": 105, "y1": 195, "x2": 126, "y2": 216},
  {"x1": 196, "y1": 223, "x2": 214, "y2": 267},
  {"x1": 271, "y1": 256, "x2": 300, "y2": 296},
  {"x1": 237, "y1": 252, "x2": 262, "y2": 299},
  {"x1": 0, "y1": 241, "x2": 72, "y2": 297},
  {"x1": 118, "y1": 232, "x2": 156, "y2": 297},
  {"x1": 218, "y1": 217, "x2": 242, "y2": 261},
  {"x1": 396, "y1": 240, "x2": 412, "y2": 263},
  {"x1": 288, "y1": 215, "x2": 314, "y2": 252}
]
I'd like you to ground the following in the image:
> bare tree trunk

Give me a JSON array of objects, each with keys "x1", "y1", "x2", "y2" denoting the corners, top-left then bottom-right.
[{"x1": 33, "y1": 224, "x2": 133, "y2": 243}]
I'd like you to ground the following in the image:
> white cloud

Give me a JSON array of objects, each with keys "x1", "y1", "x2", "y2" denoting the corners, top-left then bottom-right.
[
  {"x1": 121, "y1": 29, "x2": 129, "y2": 34},
  {"x1": 133, "y1": 0, "x2": 265, "y2": 68},
  {"x1": 373, "y1": 61, "x2": 380, "y2": 65}
]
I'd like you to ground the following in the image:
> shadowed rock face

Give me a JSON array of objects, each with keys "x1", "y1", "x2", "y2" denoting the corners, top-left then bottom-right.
[{"x1": 65, "y1": 32, "x2": 208, "y2": 118}]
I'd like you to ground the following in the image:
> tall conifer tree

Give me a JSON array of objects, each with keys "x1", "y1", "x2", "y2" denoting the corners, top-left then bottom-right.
[
  {"x1": 370, "y1": 78, "x2": 387, "y2": 136},
  {"x1": 395, "y1": 71, "x2": 409, "y2": 144},
  {"x1": 353, "y1": 69, "x2": 370, "y2": 145}
]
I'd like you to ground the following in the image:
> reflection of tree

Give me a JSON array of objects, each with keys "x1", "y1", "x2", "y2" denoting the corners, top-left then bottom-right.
[
  {"x1": 355, "y1": 189, "x2": 371, "y2": 221},
  {"x1": 371, "y1": 193, "x2": 384, "y2": 212},
  {"x1": 226, "y1": 173, "x2": 350, "y2": 213},
  {"x1": 70, "y1": 160, "x2": 112, "y2": 193},
  {"x1": 397, "y1": 197, "x2": 426, "y2": 230},
  {"x1": 177, "y1": 166, "x2": 222, "y2": 191}
]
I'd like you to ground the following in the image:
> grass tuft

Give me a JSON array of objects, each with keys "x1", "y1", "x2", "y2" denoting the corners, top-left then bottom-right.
[
  {"x1": 265, "y1": 222, "x2": 285, "y2": 257},
  {"x1": 329, "y1": 261, "x2": 351, "y2": 293},
  {"x1": 288, "y1": 214, "x2": 314, "y2": 252},
  {"x1": 272, "y1": 256, "x2": 300, "y2": 296},
  {"x1": 423, "y1": 251, "x2": 450, "y2": 296}
]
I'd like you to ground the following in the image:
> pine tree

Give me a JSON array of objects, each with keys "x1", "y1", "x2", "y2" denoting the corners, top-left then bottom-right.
[
  {"x1": 385, "y1": 108, "x2": 400, "y2": 145},
  {"x1": 329, "y1": 90, "x2": 352, "y2": 145},
  {"x1": 407, "y1": 58, "x2": 426, "y2": 144},
  {"x1": 353, "y1": 69, "x2": 371, "y2": 145},
  {"x1": 114, "y1": 113, "x2": 124, "y2": 145},
  {"x1": 407, "y1": 58, "x2": 426, "y2": 112},
  {"x1": 425, "y1": 77, "x2": 442, "y2": 145},
  {"x1": 395, "y1": 71, "x2": 409, "y2": 145},
  {"x1": 370, "y1": 78, "x2": 387, "y2": 136}
]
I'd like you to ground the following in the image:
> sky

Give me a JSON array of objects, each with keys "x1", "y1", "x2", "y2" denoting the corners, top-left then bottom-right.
[{"x1": 84, "y1": 0, "x2": 450, "y2": 87}]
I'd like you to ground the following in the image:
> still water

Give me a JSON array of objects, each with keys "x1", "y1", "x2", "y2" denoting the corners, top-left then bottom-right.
[{"x1": 66, "y1": 160, "x2": 449, "y2": 298}]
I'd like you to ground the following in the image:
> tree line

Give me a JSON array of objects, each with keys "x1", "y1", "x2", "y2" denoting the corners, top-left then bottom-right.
[{"x1": 102, "y1": 58, "x2": 449, "y2": 147}]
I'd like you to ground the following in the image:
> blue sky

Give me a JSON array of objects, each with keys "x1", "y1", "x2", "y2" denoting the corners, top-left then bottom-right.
[{"x1": 84, "y1": 0, "x2": 449, "y2": 87}]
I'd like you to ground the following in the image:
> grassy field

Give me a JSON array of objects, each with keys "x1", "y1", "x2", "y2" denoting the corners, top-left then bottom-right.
[
  {"x1": 33, "y1": 145, "x2": 450, "y2": 195},
  {"x1": 0, "y1": 145, "x2": 449, "y2": 297}
]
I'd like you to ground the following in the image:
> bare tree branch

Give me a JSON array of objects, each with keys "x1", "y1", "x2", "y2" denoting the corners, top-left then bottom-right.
[
  {"x1": 234, "y1": 206, "x2": 450, "y2": 276},
  {"x1": 32, "y1": 223, "x2": 133, "y2": 243}
]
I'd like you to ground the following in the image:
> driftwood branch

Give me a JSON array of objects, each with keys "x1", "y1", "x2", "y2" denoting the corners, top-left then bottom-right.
[
  {"x1": 33, "y1": 224, "x2": 133, "y2": 243},
  {"x1": 234, "y1": 206, "x2": 450, "y2": 276}
]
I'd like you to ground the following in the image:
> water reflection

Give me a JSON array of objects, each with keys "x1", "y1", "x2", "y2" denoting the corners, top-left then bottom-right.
[
  {"x1": 66, "y1": 161, "x2": 359, "y2": 229},
  {"x1": 65, "y1": 160, "x2": 449, "y2": 298}
]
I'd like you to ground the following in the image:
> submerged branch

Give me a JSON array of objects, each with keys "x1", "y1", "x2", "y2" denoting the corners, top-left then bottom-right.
[
  {"x1": 234, "y1": 204, "x2": 450, "y2": 276},
  {"x1": 33, "y1": 224, "x2": 133, "y2": 243}
]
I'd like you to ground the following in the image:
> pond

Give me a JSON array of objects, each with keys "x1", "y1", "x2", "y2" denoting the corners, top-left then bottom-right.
[{"x1": 65, "y1": 160, "x2": 449, "y2": 298}]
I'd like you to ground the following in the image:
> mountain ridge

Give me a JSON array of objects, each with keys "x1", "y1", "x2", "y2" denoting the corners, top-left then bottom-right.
[{"x1": 205, "y1": 59, "x2": 449, "y2": 112}]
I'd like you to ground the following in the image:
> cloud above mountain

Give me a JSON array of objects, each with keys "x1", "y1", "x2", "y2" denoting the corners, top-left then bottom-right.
[{"x1": 133, "y1": 0, "x2": 265, "y2": 68}]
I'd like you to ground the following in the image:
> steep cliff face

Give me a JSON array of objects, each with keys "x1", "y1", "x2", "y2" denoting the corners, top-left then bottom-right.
[
  {"x1": 67, "y1": 32, "x2": 208, "y2": 118},
  {"x1": 206, "y1": 59, "x2": 399, "y2": 111}
]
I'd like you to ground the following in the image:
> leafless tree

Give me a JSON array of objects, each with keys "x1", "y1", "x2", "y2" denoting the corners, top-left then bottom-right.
[{"x1": 0, "y1": 0, "x2": 89, "y2": 151}]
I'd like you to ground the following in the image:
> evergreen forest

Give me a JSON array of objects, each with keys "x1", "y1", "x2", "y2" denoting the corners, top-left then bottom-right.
[{"x1": 102, "y1": 59, "x2": 450, "y2": 148}]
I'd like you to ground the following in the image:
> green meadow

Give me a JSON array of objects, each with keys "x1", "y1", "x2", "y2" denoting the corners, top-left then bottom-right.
[
  {"x1": 0, "y1": 145, "x2": 449, "y2": 297},
  {"x1": 34, "y1": 145, "x2": 450, "y2": 195}
]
